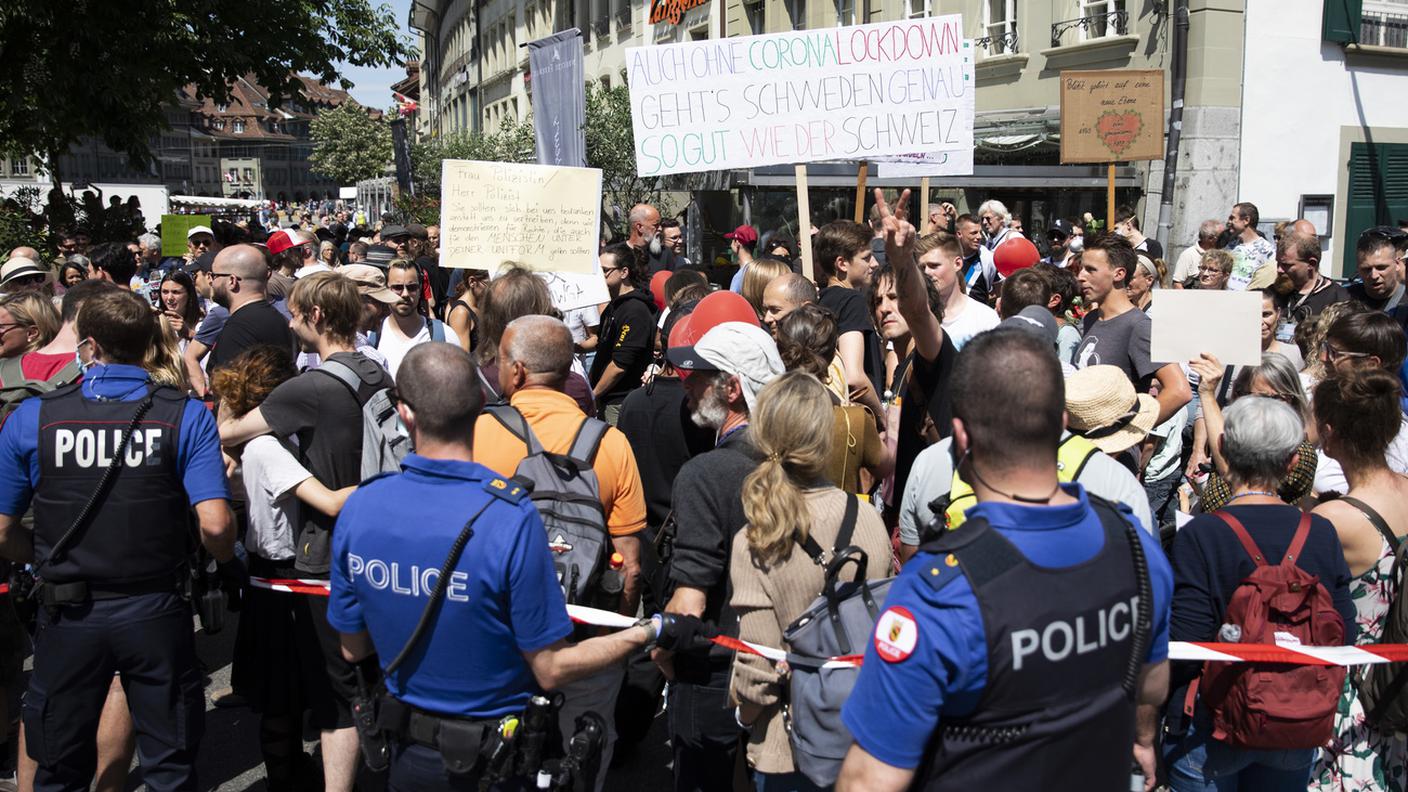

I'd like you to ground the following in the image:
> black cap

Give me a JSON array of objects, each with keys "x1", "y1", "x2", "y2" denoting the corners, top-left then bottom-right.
[
  {"x1": 1047, "y1": 219, "x2": 1074, "y2": 240},
  {"x1": 364, "y1": 244, "x2": 396, "y2": 268},
  {"x1": 405, "y1": 222, "x2": 429, "y2": 241},
  {"x1": 381, "y1": 224, "x2": 409, "y2": 240},
  {"x1": 184, "y1": 249, "x2": 216, "y2": 275}
]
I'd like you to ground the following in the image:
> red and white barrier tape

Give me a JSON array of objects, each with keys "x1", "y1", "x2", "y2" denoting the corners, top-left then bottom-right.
[{"x1": 248, "y1": 576, "x2": 1408, "y2": 668}]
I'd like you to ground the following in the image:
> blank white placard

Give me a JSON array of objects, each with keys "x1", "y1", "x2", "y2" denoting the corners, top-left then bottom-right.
[{"x1": 1148, "y1": 289, "x2": 1263, "y2": 367}]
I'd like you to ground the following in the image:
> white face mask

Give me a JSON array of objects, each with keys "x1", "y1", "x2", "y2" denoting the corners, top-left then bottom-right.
[
  {"x1": 1068, "y1": 235, "x2": 1085, "y2": 255},
  {"x1": 75, "y1": 337, "x2": 95, "y2": 375}
]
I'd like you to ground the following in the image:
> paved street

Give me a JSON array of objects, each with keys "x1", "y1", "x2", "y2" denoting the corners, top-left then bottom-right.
[{"x1": 13, "y1": 612, "x2": 674, "y2": 791}]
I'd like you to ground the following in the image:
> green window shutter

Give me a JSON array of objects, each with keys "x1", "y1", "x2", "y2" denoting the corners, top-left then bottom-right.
[
  {"x1": 1343, "y1": 142, "x2": 1408, "y2": 275},
  {"x1": 1324, "y1": 0, "x2": 1363, "y2": 44}
]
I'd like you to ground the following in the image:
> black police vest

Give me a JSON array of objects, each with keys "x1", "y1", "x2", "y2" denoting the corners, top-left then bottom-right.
[
  {"x1": 33, "y1": 383, "x2": 191, "y2": 585},
  {"x1": 913, "y1": 501, "x2": 1141, "y2": 792}
]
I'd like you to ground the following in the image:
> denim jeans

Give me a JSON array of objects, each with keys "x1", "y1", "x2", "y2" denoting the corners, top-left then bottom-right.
[
  {"x1": 667, "y1": 681, "x2": 744, "y2": 792},
  {"x1": 753, "y1": 771, "x2": 829, "y2": 792},
  {"x1": 1163, "y1": 714, "x2": 1317, "y2": 792}
]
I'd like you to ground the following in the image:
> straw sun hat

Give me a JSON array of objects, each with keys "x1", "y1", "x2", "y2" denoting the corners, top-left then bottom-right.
[{"x1": 1064, "y1": 365, "x2": 1160, "y2": 454}]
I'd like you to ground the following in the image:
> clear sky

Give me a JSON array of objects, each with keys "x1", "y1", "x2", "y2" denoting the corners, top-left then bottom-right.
[{"x1": 337, "y1": 0, "x2": 417, "y2": 110}]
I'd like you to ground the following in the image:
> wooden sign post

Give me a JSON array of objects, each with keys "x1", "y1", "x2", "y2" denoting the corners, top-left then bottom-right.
[
  {"x1": 853, "y1": 161, "x2": 868, "y2": 224},
  {"x1": 1059, "y1": 69, "x2": 1165, "y2": 231},
  {"x1": 920, "y1": 177, "x2": 932, "y2": 234},
  {"x1": 796, "y1": 165, "x2": 813, "y2": 282}
]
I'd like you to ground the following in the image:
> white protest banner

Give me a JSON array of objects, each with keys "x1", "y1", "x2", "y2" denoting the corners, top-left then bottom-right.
[
  {"x1": 439, "y1": 159, "x2": 608, "y2": 310},
  {"x1": 875, "y1": 146, "x2": 975, "y2": 179},
  {"x1": 625, "y1": 16, "x2": 975, "y2": 177},
  {"x1": 1148, "y1": 289, "x2": 1263, "y2": 367}
]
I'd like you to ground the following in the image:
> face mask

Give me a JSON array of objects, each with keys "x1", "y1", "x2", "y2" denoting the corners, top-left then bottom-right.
[
  {"x1": 1068, "y1": 235, "x2": 1085, "y2": 254},
  {"x1": 75, "y1": 338, "x2": 94, "y2": 376}
]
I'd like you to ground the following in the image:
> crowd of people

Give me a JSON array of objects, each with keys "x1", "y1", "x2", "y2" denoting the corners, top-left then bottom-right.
[{"x1": 0, "y1": 189, "x2": 1406, "y2": 792}]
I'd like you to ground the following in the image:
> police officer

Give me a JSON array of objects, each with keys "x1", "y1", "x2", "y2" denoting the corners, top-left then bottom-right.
[
  {"x1": 0, "y1": 288, "x2": 236, "y2": 792},
  {"x1": 327, "y1": 343, "x2": 699, "y2": 791},
  {"x1": 835, "y1": 212, "x2": 1175, "y2": 792}
]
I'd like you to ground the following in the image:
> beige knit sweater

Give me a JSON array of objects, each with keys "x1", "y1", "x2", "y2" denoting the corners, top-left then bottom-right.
[{"x1": 728, "y1": 487, "x2": 893, "y2": 775}]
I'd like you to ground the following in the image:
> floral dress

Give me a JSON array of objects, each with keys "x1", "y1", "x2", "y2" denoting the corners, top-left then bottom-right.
[{"x1": 1309, "y1": 534, "x2": 1408, "y2": 792}]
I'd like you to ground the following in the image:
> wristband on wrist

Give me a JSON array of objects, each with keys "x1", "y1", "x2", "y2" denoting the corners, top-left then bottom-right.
[{"x1": 637, "y1": 616, "x2": 659, "y2": 648}]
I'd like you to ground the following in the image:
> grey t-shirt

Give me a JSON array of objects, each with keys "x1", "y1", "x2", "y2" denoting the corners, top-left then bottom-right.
[
  {"x1": 1073, "y1": 307, "x2": 1160, "y2": 389},
  {"x1": 897, "y1": 435, "x2": 1155, "y2": 546}
]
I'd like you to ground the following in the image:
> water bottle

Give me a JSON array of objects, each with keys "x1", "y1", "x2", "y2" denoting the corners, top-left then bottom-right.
[{"x1": 599, "y1": 552, "x2": 625, "y2": 612}]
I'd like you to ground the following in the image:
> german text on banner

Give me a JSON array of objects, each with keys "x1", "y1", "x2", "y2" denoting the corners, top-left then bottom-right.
[
  {"x1": 438, "y1": 159, "x2": 608, "y2": 311},
  {"x1": 625, "y1": 16, "x2": 976, "y2": 177}
]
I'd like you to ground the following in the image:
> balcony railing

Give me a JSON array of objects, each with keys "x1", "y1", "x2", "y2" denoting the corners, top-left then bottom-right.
[
  {"x1": 1050, "y1": 10, "x2": 1128, "y2": 48},
  {"x1": 975, "y1": 29, "x2": 1019, "y2": 55},
  {"x1": 1361, "y1": 12, "x2": 1408, "y2": 48}
]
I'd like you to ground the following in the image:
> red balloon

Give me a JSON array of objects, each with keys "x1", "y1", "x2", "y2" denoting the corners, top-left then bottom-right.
[{"x1": 993, "y1": 235, "x2": 1040, "y2": 277}]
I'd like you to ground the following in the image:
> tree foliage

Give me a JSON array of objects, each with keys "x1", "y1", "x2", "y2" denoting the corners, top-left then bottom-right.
[
  {"x1": 409, "y1": 115, "x2": 536, "y2": 196},
  {"x1": 0, "y1": 0, "x2": 409, "y2": 174},
  {"x1": 584, "y1": 81, "x2": 663, "y2": 229},
  {"x1": 408, "y1": 81, "x2": 663, "y2": 234},
  {"x1": 310, "y1": 102, "x2": 393, "y2": 185}
]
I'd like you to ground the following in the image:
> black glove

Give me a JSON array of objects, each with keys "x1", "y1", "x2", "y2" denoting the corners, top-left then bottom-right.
[
  {"x1": 216, "y1": 556, "x2": 248, "y2": 597},
  {"x1": 654, "y1": 613, "x2": 716, "y2": 653}
]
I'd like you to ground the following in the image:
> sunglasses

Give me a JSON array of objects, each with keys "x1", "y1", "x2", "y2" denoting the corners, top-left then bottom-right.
[
  {"x1": 388, "y1": 283, "x2": 418, "y2": 293},
  {"x1": 1324, "y1": 342, "x2": 1371, "y2": 363}
]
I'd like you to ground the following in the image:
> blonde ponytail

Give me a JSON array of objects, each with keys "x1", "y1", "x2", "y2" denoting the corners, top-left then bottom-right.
[{"x1": 741, "y1": 371, "x2": 835, "y2": 567}]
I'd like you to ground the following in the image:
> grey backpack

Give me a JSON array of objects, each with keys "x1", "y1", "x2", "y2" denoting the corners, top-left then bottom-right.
[
  {"x1": 0, "y1": 356, "x2": 81, "y2": 421},
  {"x1": 782, "y1": 495, "x2": 893, "y2": 787},
  {"x1": 316, "y1": 359, "x2": 410, "y2": 480},
  {"x1": 485, "y1": 405, "x2": 610, "y2": 605}
]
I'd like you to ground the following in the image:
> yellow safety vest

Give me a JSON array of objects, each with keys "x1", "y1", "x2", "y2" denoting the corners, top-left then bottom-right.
[{"x1": 941, "y1": 434, "x2": 1101, "y2": 531}]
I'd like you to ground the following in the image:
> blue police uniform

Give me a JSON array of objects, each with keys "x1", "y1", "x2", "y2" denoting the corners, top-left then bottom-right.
[
  {"x1": 0, "y1": 363, "x2": 228, "y2": 792},
  {"x1": 841, "y1": 485, "x2": 1174, "y2": 788},
  {"x1": 328, "y1": 453, "x2": 573, "y2": 790}
]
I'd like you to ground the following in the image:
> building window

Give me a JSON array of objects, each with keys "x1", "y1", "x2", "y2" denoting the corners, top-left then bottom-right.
[
  {"x1": 982, "y1": 0, "x2": 1018, "y2": 54},
  {"x1": 906, "y1": 0, "x2": 931, "y2": 18},
  {"x1": 835, "y1": 0, "x2": 855, "y2": 26},
  {"x1": 216, "y1": 103, "x2": 228, "y2": 112},
  {"x1": 1361, "y1": 3, "x2": 1408, "y2": 48},
  {"x1": 244, "y1": 168, "x2": 254, "y2": 183},
  {"x1": 788, "y1": 0, "x2": 807, "y2": 28},
  {"x1": 1076, "y1": 0, "x2": 1126, "y2": 42},
  {"x1": 744, "y1": 0, "x2": 764, "y2": 34},
  {"x1": 233, "y1": 119, "x2": 245, "y2": 133},
  {"x1": 11, "y1": 158, "x2": 27, "y2": 176}
]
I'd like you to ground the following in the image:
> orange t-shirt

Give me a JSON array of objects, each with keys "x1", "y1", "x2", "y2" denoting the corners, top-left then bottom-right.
[{"x1": 473, "y1": 388, "x2": 646, "y2": 538}]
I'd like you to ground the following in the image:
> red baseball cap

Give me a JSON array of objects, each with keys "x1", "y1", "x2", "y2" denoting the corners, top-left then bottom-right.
[
  {"x1": 724, "y1": 225, "x2": 758, "y2": 246},
  {"x1": 265, "y1": 228, "x2": 306, "y2": 256},
  {"x1": 666, "y1": 290, "x2": 759, "y2": 371}
]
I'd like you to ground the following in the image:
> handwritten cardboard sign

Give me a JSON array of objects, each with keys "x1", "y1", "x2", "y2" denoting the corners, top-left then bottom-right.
[
  {"x1": 1059, "y1": 69, "x2": 1164, "y2": 163},
  {"x1": 439, "y1": 159, "x2": 608, "y2": 310},
  {"x1": 1149, "y1": 289, "x2": 1262, "y2": 368},
  {"x1": 625, "y1": 16, "x2": 975, "y2": 177},
  {"x1": 160, "y1": 214, "x2": 213, "y2": 257}
]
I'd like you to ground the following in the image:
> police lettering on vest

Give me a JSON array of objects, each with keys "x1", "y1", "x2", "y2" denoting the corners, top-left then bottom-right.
[
  {"x1": 345, "y1": 553, "x2": 470, "y2": 602},
  {"x1": 51, "y1": 427, "x2": 166, "y2": 468},
  {"x1": 1010, "y1": 594, "x2": 1140, "y2": 671},
  {"x1": 34, "y1": 383, "x2": 190, "y2": 585}
]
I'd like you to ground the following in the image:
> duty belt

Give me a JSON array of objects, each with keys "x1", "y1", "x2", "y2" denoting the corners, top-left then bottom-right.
[
  {"x1": 37, "y1": 572, "x2": 185, "y2": 607},
  {"x1": 376, "y1": 695, "x2": 504, "y2": 777}
]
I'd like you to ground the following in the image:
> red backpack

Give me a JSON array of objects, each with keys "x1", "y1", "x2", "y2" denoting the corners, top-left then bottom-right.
[{"x1": 1185, "y1": 511, "x2": 1346, "y2": 750}]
